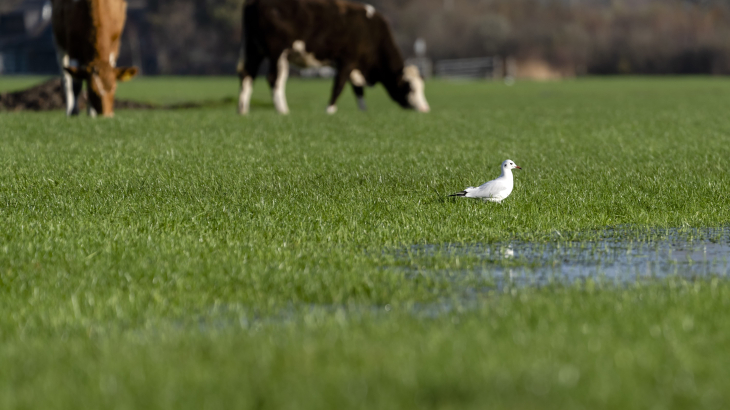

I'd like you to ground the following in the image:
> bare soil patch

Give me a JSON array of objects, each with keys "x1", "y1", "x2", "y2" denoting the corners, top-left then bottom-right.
[{"x1": 0, "y1": 78, "x2": 232, "y2": 112}]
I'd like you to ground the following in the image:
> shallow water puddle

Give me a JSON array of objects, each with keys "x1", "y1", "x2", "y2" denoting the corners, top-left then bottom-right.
[
  {"x1": 171, "y1": 228, "x2": 730, "y2": 331},
  {"x1": 397, "y1": 228, "x2": 730, "y2": 287}
]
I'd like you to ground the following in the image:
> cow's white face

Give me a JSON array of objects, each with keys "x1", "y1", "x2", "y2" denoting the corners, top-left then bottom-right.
[{"x1": 402, "y1": 65, "x2": 430, "y2": 113}]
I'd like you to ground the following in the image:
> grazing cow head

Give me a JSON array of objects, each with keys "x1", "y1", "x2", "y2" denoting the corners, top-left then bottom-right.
[
  {"x1": 64, "y1": 63, "x2": 138, "y2": 117},
  {"x1": 384, "y1": 65, "x2": 430, "y2": 113}
]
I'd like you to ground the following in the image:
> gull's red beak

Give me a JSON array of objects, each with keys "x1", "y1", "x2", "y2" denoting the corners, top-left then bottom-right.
[{"x1": 515, "y1": 165, "x2": 522, "y2": 169}]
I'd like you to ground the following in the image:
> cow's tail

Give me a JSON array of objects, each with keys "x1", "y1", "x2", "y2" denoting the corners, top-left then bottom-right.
[
  {"x1": 238, "y1": 0, "x2": 260, "y2": 76},
  {"x1": 236, "y1": 17, "x2": 246, "y2": 76},
  {"x1": 237, "y1": 49, "x2": 245, "y2": 77},
  {"x1": 237, "y1": 0, "x2": 251, "y2": 76}
]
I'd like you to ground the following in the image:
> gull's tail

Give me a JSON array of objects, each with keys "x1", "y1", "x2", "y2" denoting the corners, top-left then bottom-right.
[{"x1": 449, "y1": 191, "x2": 468, "y2": 197}]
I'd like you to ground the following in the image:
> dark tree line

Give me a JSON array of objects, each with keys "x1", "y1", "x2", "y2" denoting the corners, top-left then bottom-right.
[
  {"x1": 7, "y1": 0, "x2": 730, "y2": 75},
  {"x1": 143, "y1": 0, "x2": 730, "y2": 75},
  {"x1": 140, "y1": 0, "x2": 242, "y2": 74},
  {"x1": 383, "y1": 0, "x2": 730, "y2": 75}
]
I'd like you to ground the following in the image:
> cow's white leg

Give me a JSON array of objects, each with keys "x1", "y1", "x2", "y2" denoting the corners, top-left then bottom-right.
[
  {"x1": 272, "y1": 51, "x2": 290, "y2": 114},
  {"x1": 326, "y1": 105, "x2": 337, "y2": 114},
  {"x1": 63, "y1": 69, "x2": 76, "y2": 116},
  {"x1": 238, "y1": 75, "x2": 253, "y2": 115},
  {"x1": 88, "y1": 105, "x2": 97, "y2": 118},
  {"x1": 56, "y1": 52, "x2": 77, "y2": 116},
  {"x1": 237, "y1": 50, "x2": 263, "y2": 115}
]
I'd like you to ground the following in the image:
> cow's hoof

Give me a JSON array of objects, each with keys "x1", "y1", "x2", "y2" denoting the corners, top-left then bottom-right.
[{"x1": 326, "y1": 105, "x2": 337, "y2": 114}]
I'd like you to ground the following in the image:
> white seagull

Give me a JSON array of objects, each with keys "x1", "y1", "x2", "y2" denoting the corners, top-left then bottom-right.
[{"x1": 449, "y1": 159, "x2": 522, "y2": 203}]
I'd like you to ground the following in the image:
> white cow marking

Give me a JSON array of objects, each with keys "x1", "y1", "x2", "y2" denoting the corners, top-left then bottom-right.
[
  {"x1": 350, "y1": 69, "x2": 366, "y2": 87},
  {"x1": 238, "y1": 75, "x2": 253, "y2": 115},
  {"x1": 364, "y1": 4, "x2": 375, "y2": 18},
  {"x1": 58, "y1": 53, "x2": 76, "y2": 116},
  {"x1": 42, "y1": 2, "x2": 51, "y2": 20},
  {"x1": 290, "y1": 40, "x2": 324, "y2": 67},
  {"x1": 109, "y1": 52, "x2": 116, "y2": 67},
  {"x1": 292, "y1": 40, "x2": 306, "y2": 53},
  {"x1": 403, "y1": 65, "x2": 430, "y2": 113},
  {"x1": 93, "y1": 75, "x2": 107, "y2": 97},
  {"x1": 273, "y1": 50, "x2": 290, "y2": 114},
  {"x1": 326, "y1": 105, "x2": 338, "y2": 114}
]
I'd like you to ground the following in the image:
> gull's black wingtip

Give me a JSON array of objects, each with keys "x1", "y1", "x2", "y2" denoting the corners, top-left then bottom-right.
[{"x1": 449, "y1": 191, "x2": 467, "y2": 197}]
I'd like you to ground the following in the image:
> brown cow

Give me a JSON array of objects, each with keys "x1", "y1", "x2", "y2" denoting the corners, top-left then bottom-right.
[
  {"x1": 51, "y1": 0, "x2": 138, "y2": 117},
  {"x1": 238, "y1": 0, "x2": 430, "y2": 115}
]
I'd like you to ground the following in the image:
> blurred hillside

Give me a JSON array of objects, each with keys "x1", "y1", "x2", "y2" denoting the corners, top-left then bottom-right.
[
  {"x1": 0, "y1": 0, "x2": 25, "y2": 13},
  {"x1": 4, "y1": 0, "x2": 730, "y2": 76},
  {"x1": 383, "y1": 0, "x2": 730, "y2": 76},
  {"x1": 141, "y1": 0, "x2": 730, "y2": 75}
]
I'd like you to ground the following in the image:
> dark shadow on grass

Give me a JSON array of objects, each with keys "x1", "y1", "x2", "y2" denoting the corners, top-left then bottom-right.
[{"x1": 0, "y1": 78, "x2": 249, "y2": 112}]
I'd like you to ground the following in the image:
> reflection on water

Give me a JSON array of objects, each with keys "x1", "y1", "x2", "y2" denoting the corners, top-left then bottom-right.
[{"x1": 397, "y1": 227, "x2": 730, "y2": 288}]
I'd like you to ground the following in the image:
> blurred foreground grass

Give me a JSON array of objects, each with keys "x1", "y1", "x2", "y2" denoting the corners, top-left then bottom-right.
[{"x1": 1, "y1": 76, "x2": 730, "y2": 409}]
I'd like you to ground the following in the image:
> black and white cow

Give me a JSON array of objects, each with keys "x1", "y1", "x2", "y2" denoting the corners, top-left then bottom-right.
[{"x1": 237, "y1": 0, "x2": 430, "y2": 114}]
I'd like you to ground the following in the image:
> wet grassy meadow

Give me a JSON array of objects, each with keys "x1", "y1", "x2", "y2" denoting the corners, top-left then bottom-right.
[{"x1": 1, "y1": 76, "x2": 730, "y2": 409}]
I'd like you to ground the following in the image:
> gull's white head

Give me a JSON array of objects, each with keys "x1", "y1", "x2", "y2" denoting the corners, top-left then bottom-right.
[{"x1": 502, "y1": 159, "x2": 522, "y2": 171}]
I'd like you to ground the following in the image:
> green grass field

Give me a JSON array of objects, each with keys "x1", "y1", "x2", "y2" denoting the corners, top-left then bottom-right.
[{"x1": 2, "y1": 76, "x2": 730, "y2": 409}]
